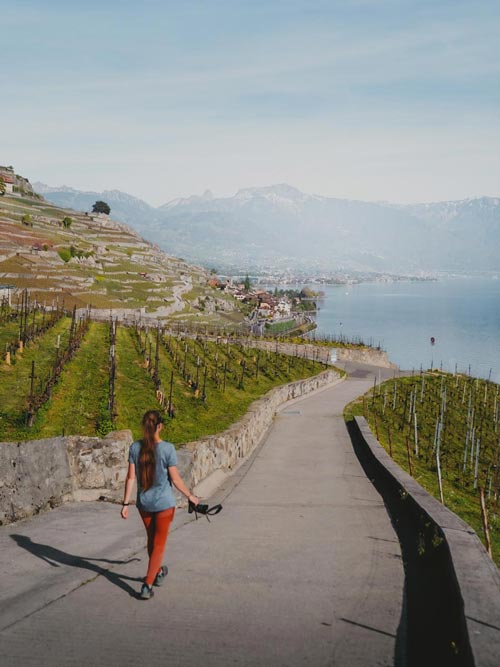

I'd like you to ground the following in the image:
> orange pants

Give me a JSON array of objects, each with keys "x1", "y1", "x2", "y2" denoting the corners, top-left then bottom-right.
[{"x1": 139, "y1": 507, "x2": 175, "y2": 586}]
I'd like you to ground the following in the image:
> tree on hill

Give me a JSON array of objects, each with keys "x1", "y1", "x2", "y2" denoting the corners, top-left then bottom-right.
[
  {"x1": 92, "y1": 200, "x2": 111, "y2": 215},
  {"x1": 0, "y1": 177, "x2": 5, "y2": 196},
  {"x1": 244, "y1": 274, "x2": 251, "y2": 291},
  {"x1": 62, "y1": 216, "x2": 72, "y2": 229}
]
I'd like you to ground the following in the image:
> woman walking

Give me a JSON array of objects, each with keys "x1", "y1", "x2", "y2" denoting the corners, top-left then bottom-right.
[{"x1": 121, "y1": 409, "x2": 199, "y2": 599}]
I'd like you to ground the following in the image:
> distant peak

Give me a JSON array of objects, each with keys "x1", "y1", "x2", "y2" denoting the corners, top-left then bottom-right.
[
  {"x1": 160, "y1": 189, "x2": 215, "y2": 209},
  {"x1": 234, "y1": 183, "x2": 306, "y2": 201},
  {"x1": 33, "y1": 181, "x2": 78, "y2": 194}
]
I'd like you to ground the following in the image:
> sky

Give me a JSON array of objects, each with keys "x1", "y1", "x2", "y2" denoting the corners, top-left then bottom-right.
[{"x1": 2, "y1": 0, "x2": 500, "y2": 205}]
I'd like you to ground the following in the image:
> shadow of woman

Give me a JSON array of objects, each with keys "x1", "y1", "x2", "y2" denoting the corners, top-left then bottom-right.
[{"x1": 11, "y1": 534, "x2": 142, "y2": 598}]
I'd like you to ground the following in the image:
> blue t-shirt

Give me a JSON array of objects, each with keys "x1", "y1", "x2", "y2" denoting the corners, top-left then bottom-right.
[{"x1": 128, "y1": 440, "x2": 178, "y2": 512}]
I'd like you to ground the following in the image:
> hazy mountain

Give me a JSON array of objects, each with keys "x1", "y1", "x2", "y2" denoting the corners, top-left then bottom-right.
[
  {"x1": 34, "y1": 182, "x2": 500, "y2": 273},
  {"x1": 33, "y1": 182, "x2": 159, "y2": 229}
]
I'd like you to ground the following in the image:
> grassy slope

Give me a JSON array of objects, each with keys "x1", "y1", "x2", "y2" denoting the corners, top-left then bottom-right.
[
  {"x1": 0, "y1": 318, "x2": 72, "y2": 439},
  {"x1": 0, "y1": 314, "x2": 330, "y2": 445},
  {"x1": 32, "y1": 321, "x2": 110, "y2": 438},
  {"x1": 0, "y1": 193, "x2": 224, "y2": 314},
  {"x1": 114, "y1": 326, "x2": 158, "y2": 439},
  {"x1": 345, "y1": 373, "x2": 500, "y2": 567}
]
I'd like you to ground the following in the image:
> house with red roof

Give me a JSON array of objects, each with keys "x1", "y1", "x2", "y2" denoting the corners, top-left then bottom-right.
[{"x1": 0, "y1": 173, "x2": 14, "y2": 194}]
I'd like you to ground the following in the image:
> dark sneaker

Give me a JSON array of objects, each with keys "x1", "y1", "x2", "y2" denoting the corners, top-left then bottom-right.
[
  {"x1": 140, "y1": 583, "x2": 154, "y2": 600},
  {"x1": 154, "y1": 565, "x2": 168, "y2": 587}
]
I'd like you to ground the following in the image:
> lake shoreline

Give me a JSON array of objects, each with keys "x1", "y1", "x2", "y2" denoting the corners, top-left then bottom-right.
[{"x1": 270, "y1": 277, "x2": 500, "y2": 383}]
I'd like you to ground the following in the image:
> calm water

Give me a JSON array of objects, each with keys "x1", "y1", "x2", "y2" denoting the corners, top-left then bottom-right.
[{"x1": 301, "y1": 278, "x2": 500, "y2": 381}]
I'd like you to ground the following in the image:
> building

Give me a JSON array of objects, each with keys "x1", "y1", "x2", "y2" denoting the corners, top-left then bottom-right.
[
  {"x1": 276, "y1": 299, "x2": 292, "y2": 317},
  {"x1": 0, "y1": 174, "x2": 14, "y2": 194}
]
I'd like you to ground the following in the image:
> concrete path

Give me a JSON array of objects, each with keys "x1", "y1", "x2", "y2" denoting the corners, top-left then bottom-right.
[{"x1": 1, "y1": 365, "x2": 405, "y2": 666}]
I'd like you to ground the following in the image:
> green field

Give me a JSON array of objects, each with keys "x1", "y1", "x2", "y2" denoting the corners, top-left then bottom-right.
[
  {"x1": 0, "y1": 317, "x2": 329, "y2": 444},
  {"x1": 345, "y1": 371, "x2": 500, "y2": 566},
  {"x1": 0, "y1": 318, "x2": 73, "y2": 437}
]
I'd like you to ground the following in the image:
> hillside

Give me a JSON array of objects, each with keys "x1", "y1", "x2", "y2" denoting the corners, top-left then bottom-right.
[
  {"x1": 0, "y1": 181, "x2": 241, "y2": 323},
  {"x1": 346, "y1": 371, "x2": 500, "y2": 566},
  {"x1": 36, "y1": 182, "x2": 500, "y2": 274}
]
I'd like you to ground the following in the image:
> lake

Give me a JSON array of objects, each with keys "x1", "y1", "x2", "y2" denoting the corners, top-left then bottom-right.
[{"x1": 296, "y1": 278, "x2": 500, "y2": 381}]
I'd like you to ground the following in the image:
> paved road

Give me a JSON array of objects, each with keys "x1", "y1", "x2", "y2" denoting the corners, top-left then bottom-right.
[{"x1": 1, "y1": 365, "x2": 405, "y2": 666}]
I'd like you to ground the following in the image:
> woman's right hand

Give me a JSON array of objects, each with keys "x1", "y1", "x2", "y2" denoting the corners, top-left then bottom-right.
[
  {"x1": 188, "y1": 494, "x2": 200, "y2": 506},
  {"x1": 121, "y1": 505, "x2": 129, "y2": 519}
]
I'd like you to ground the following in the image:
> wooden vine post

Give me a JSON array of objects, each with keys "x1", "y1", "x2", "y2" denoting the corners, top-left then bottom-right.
[
  {"x1": 26, "y1": 360, "x2": 37, "y2": 426},
  {"x1": 479, "y1": 487, "x2": 493, "y2": 559},
  {"x1": 167, "y1": 370, "x2": 174, "y2": 417},
  {"x1": 238, "y1": 359, "x2": 245, "y2": 389},
  {"x1": 153, "y1": 324, "x2": 160, "y2": 389},
  {"x1": 202, "y1": 364, "x2": 207, "y2": 402},
  {"x1": 108, "y1": 318, "x2": 117, "y2": 423},
  {"x1": 405, "y1": 434, "x2": 414, "y2": 477},
  {"x1": 195, "y1": 356, "x2": 200, "y2": 390}
]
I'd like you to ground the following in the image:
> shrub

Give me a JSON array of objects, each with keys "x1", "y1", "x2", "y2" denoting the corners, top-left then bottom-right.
[{"x1": 58, "y1": 248, "x2": 71, "y2": 263}]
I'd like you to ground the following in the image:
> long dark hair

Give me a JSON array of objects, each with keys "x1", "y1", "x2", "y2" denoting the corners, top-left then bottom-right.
[{"x1": 139, "y1": 410, "x2": 163, "y2": 491}]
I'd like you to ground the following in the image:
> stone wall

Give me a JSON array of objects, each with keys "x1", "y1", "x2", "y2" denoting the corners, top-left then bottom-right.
[
  {"x1": 353, "y1": 417, "x2": 500, "y2": 666},
  {"x1": 0, "y1": 430, "x2": 132, "y2": 525},
  {"x1": 334, "y1": 346, "x2": 396, "y2": 368},
  {"x1": 189, "y1": 338, "x2": 396, "y2": 370},
  {"x1": 0, "y1": 370, "x2": 341, "y2": 525},
  {"x1": 176, "y1": 369, "x2": 342, "y2": 494}
]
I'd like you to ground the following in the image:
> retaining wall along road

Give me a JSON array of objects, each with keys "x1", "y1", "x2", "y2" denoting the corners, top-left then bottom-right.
[
  {"x1": 334, "y1": 346, "x2": 396, "y2": 368},
  {"x1": 353, "y1": 416, "x2": 500, "y2": 667},
  {"x1": 0, "y1": 431, "x2": 132, "y2": 525},
  {"x1": 175, "y1": 369, "x2": 342, "y2": 494},
  {"x1": 203, "y1": 338, "x2": 396, "y2": 369},
  {"x1": 0, "y1": 370, "x2": 341, "y2": 525}
]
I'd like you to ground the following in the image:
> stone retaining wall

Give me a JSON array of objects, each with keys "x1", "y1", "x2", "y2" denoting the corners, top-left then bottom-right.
[
  {"x1": 0, "y1": 430, "x2": 132, "y2": 525},
  {"x1": 353, "y1": 416, "x2": 500, "y2": 667},
  {"x1": 0, "y1": 371, "x2": 341, "y2": 524},
  {"x1": 175, "y1": 369, "x2": 341, "y2": 495},
  {"x1": 334, "y1": 346, "x2": 396, "y2": 368},
  {"x1": 197, "y1": 339, "x2": 395, "y2": 370}
]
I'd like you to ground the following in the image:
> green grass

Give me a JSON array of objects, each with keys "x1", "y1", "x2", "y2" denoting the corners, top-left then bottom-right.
[
  {"x1": 345, "y1": 371, "x2": 500, "y2": 567},
  {"x1": 0, "y1": 317, "x2": 72, "y2": 439},
  {"x1": 112, "y1": 326, "x2": 330, "y2": 444},
  {"x1": 31, "y1": 321, "x2": 110, "y2": 438},
  {"x1": 265, "y1": 319, "x2": 297, "y2": 334},
  {"x1": 0, "y1": 319, "x2": 22, "y2": 353},
  {"x1": 114, "y1": 326, "x2": 158, "y2": 439},
  {"x1": 149, "y1": 333, "x2": 327, "y2": 445},
  {"x1": 0, "y1": 311, "x2": 59, "y2": 354},
  {"x1": 0, "y1": 321, "x2": 331, "y2": 446}
]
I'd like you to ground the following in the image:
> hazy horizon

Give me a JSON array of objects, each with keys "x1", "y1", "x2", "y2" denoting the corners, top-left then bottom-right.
[{"x1": 34, "y1": 178, "x2": 499, "y2": 209}]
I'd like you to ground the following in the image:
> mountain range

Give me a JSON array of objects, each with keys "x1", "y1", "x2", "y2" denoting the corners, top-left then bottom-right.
[{"x1": 33, "y1": 182, "x2": 500, "y2": 274}]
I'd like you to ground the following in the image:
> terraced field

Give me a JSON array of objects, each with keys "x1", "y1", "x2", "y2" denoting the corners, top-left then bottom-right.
[
  {"x1": 0, "y1": 315, "x2": 327, "y2": 444},
  {"x1": 0, "y1": 192, "x2": 241, "y2": 322}
]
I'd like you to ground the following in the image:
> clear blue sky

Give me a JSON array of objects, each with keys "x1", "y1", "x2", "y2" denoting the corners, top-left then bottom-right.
[{"x1": 2, "y1": 0, "x2": 499, "y2": 205}]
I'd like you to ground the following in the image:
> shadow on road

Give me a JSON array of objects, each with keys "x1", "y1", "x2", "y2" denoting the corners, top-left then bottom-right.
[{"x1": 10, "y1": 534, "x2": 142, "y2": 598}]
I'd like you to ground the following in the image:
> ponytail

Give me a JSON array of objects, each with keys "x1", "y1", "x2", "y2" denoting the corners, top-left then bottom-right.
[{"x1": 139, "y1": 410, "x2": 163, "y2": 491}]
